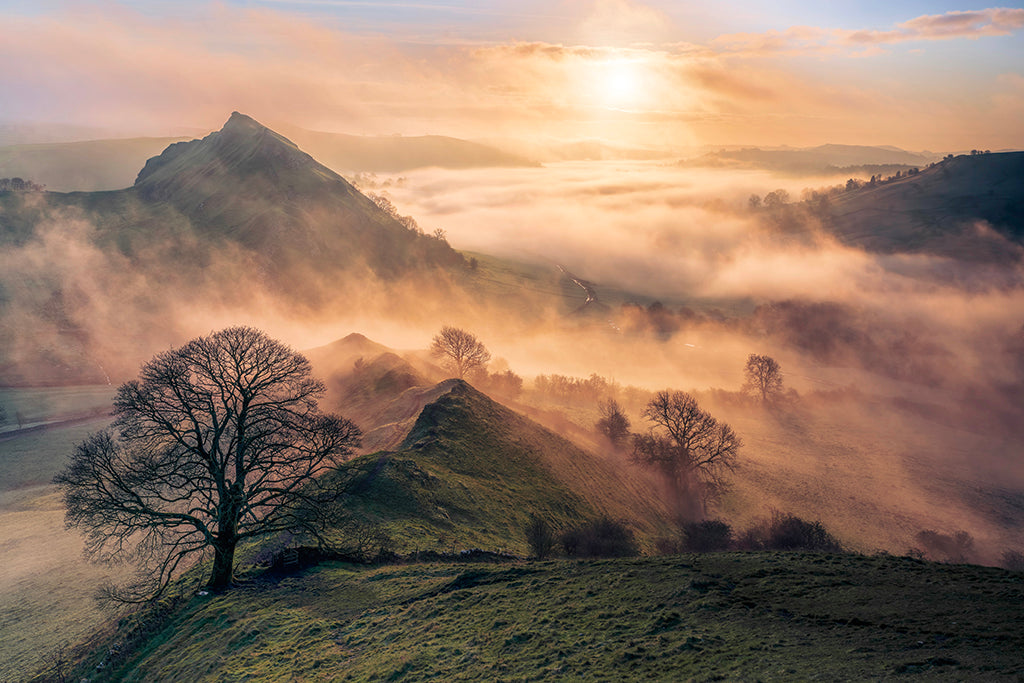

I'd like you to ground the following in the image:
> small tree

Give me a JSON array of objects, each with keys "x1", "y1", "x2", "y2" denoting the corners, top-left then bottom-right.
[
  {"x1": 430, "y1": 325, "x2": 491, "y2": 379},
  {"x1": 560, "y1": 517, "x2": 638, "y2": 558},
  {"x1": 632, "y1": 390, "x2": 741, "y2": 520},
  {"x1": 524, "y1": 514, "x2": 555, "y2": 560},
  {"x1": 743, "y1": 353, "x2": 783, "y2": 403},
  {"x1": 681, "y1": 519, "x2": 733, "y2": 552},
  {"x1": 54, "y1": 327, "x2": 361, "y2": 600},
  {"x1": 596, "y1": 398, "x2": 631, "y2": 450}
]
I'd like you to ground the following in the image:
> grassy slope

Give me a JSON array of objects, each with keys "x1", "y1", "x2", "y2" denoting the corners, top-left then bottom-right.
[
  {"x1": 65, "y1": 553, "x2": 1024, "y2": 682},
  {"x1": 335, "y1": 380, "x2": 671, "y2": 554},
  {"x1": 828, "y1": 151, "x2": 1024, "y2": 258}
]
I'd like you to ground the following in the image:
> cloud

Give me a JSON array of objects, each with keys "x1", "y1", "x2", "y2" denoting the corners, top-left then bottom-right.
[
  {"x1": 714, "y1": 8, "x2": 1024, "y2": 56},
  {"x1": 0, "y1": 3, "x2": 1021, "y2": 150},
  {"x1": 573, "y1": 0, "x2": 674, "y2": 45},
  {"x1": 844, "y1": 8, "x2": 1024, "y2": 44}
]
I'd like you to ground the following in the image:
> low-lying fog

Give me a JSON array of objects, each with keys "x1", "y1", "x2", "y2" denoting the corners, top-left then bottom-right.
[{"x1": 3, "y1": 158, "x2": 1023, "y2": 562}]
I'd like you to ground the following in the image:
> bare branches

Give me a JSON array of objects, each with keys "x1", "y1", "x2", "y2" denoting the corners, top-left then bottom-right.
[
  {"x1": 743, "y1": 354, "x2": 784, "y2": 402},
  {"x1": 55, "y1": 326, "x2": 361, "y2": 599},
  {"x1": 631, "y1": 390, "x2": 741, "y2": 520},
  {"x1": 430, "y1": 325, "x2": 491, "y2": 379}
]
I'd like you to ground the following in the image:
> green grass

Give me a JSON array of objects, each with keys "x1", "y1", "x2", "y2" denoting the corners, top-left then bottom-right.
[
  {"x1": 333, "y1": 381, "x2": 672, "y2": 555},
  {"x1": 49, "y1": 552, "x2": 1024, "y2": 681}
]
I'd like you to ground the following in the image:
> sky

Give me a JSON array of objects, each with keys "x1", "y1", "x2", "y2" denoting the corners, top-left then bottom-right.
[{"x1": 1, "y1": 0, "x2": 1023, "y2": 149}]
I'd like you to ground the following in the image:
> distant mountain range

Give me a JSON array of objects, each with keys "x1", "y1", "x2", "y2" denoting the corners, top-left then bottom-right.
[
  {"x1": 0, "y1": 124, "x2": 538, "y2": 192},
  {"x1": 682, "y1": 143, "x2": 942, "y2": 174}
]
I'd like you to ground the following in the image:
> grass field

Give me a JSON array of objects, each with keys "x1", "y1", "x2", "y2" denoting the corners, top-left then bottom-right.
[
  {"x1": 0, "y1": 386, "x2": 114, "y2": 683},
  {"x1": 48, "y1": 552, "x2": 1024, "y2": 681}
]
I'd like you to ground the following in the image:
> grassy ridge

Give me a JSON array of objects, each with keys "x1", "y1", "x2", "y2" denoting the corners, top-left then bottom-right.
[
  {"x1": 58, "y1": 553, "x2": 1024, "y2": 681},
  {"x1": 334, "y1": 380, "x2": 671, "y2": 554}
]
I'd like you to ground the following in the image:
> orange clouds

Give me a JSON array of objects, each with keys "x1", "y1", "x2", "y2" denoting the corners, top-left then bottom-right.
[{"x1": 1, "y1": 3, "x2": 1022, "y2": 149}]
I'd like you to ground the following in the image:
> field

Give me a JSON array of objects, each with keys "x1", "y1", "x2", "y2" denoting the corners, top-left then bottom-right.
[
  {"x1": 0, "y1": 386, "x2": 114, "y2": 682},
  {"x1": 48, "y1": 552, "x2": 1024, "y2": 681}
]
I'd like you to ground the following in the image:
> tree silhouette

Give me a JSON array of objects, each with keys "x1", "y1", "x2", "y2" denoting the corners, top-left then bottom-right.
[
  {"x1": 54, "y1": 327, "x2": 361, "y2": 600},
  {"x1": 430, "y1": 326, "x2": 491, "y2": 379},
  {"x1": 596, "y1": 398, "x2": 630, "y2": 450},
  {"x1": 743, "y1": 353, "x2": 783, "y2": 402},
  {"x1": 631, "y1": 391, "x2": 741, "y2": 520}
]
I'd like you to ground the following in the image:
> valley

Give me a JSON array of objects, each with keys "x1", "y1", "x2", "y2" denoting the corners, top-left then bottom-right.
[{"x1": 2, "y1": 112, "x2": 1023, "y2": 681}]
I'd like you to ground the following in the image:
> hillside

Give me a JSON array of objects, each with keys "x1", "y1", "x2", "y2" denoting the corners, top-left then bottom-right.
[
  {"x1": 0, "y1": 127, "x2": 536, "y2": 193},
  {"x1": 279, "y1": 126, "x2": 539, "y2": 172},
  {"x1": 334, "y1": 379, "x2": 672, "y2": 553},
  {"x1": 682, "y1": 143, "x2": 937, "y2": 175},
  {"x1": 0, "y1": 113, "x2": 468, "y2": 386},
  {"x1": 42, "y1": 553, "x2": 1024, "y2": 681},
  {"x1": 827, "y1": 151, "x2": 1024, "y2": 259}
]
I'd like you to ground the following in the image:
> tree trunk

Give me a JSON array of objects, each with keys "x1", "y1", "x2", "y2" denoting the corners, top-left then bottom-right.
[{"x1": 208, "y1": 539, "x2": 236, "y2": 591}]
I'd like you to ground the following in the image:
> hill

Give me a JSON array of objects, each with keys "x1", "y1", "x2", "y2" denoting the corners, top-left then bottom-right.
[
  {"x1": 0, "y1": 113, "x2": 468, "y2": 386},
  {"x1": 682, "y1": 143, "x2": 937, "y2": 175},
  {"x1": 333, "y1": 379, "x2": 671, "y2": 553},
  {"x1": 41, "y1": 553, "x2": 1024, "y2": 681},
  {"x1": 827, "y1": 151, "x2": 1024, "y2": 260},
  {"x1": 279, "y1": 126, "x2": 539, "y2": 172},
  {"x1": 0, "y1": 127, "x2": 536, "y2": 193}
]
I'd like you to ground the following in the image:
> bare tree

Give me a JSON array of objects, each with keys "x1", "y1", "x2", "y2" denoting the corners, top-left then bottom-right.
[
  {"x1": 54, "y1": 327, "x2": 361, "y2": 600},
  {"x1": 524, "y1": 514, "x2": 555, "y2": 560},
  {"x1": 430, "y1": 325, "x2": 491, "y2": 379},
  {"x1": 743, "y1": 353, "x2": 783, "y2": 402},
  {"x1": 596, "y1": 398, "x2": 630, "y2": 450},
  {"x1": 631, "y1": 391, "x2": 741, "y2": 520}
]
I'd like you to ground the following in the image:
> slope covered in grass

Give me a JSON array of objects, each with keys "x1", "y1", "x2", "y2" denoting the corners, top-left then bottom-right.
[
  {"x1": 828, "y1": 151, "x2": 1024, "y2": 260},
  {"x1": 334, "y1": 379, "x2": 671, "y2": 554},
  {"x1": 48, "y1": 553, "x2": 1024, "y2": 681}
]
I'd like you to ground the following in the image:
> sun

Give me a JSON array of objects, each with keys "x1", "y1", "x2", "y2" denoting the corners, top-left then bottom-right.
[
  {"x1": 602, "y1": 60, "x2": 644, "y2": 109},
  {"x1": 581, "y1": 58, "x2": 651, "y2": 111}
]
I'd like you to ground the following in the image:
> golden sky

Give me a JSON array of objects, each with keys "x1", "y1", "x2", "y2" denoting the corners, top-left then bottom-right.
[{"x1": 2, "y1": 1, "x2": 1023, "y2": 150}]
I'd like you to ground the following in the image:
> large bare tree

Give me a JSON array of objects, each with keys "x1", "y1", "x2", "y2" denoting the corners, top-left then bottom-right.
[
  {"x1": 430, "y1": 325, "x2": 491, "y2": 379},
  {"x1": 743, "y1": 353, "x2": 784, "y2": 402},
  {"x1": 54, "y1": 326, "x2": 361, "y2": 599},
  {"x1": 631, "y1": 390, "x2": 741, "y2": 520}
]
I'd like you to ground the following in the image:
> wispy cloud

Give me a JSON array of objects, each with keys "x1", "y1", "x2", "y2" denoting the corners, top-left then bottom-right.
[
  {"x1": 0, "y1": 3, "x2": 1020, "y2": 148},
  {"x1": 714, "y1": 7, "x2": 1024, "y2": 55},
  {"x1": 843, "y1": 8, "x2": 1024, "y2": 45}
]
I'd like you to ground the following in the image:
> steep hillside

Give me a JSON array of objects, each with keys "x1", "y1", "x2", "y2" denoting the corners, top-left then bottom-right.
[
  {"x1": 335, "y1": 379, "x2": 672, "y2": 553},
  {"x1": 0, "y1": 114, "x2": 468, "y2": 385},
  {"x1": 827, "y1": 151, "x2": 1024, "y2": 259},
  {"x1": 128, "y1": 112, "x2": 462, "y2": 275}
]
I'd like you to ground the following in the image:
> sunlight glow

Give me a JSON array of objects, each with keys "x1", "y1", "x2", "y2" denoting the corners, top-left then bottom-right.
[{"x1": 580, "y1": 57, "x2": 651, "y2": 111}]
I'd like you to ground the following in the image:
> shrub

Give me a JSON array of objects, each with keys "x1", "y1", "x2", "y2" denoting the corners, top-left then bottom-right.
[
  {"x1": 913, "y1": 529, "x2": 975, "y2": 563},
  {"x1": 1000, "y1": 550, "x2": 1024, "y2": 572},
  {"x1": 524, "y1": 514, "x2": 556, "y2": 560},
  {"x1": 738, "y1": 512, "x2": 842, "y2": 552},
  {"x1": 681, "y1": 519, "x2": 733, "y2": 552},
  {"x1": 560, "y1": 517, "x2": 639, "y2": 558}
]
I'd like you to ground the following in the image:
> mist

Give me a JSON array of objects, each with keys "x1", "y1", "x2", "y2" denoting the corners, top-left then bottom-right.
[{"x1": 3, "y1": 147, "x2": 1023, "y2": 568}]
